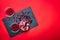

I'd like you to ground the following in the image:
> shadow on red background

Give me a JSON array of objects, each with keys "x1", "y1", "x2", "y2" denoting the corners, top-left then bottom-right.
[{"x1": 0, "y1": 0, "x2": 60, "y2": 40}]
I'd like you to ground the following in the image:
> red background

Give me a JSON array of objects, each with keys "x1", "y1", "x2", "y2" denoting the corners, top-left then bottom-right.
[{"x1": 0, "y1": 0, "x2": 60, "y2": 40}]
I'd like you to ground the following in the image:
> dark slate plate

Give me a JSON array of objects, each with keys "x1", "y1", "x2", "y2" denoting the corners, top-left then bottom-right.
[{"x1": 3, "y1": 7, "x2": 38, "y2": 37}]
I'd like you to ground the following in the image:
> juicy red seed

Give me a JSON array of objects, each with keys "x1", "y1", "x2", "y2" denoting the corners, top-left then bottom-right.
[{"x1": 11, "y1": 24, "x2": 19, "y2": 31}]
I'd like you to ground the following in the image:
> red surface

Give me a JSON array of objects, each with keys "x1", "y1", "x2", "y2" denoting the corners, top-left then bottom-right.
[{"x1": 0, "y1": 0, "x2": 60, "y2": 40}]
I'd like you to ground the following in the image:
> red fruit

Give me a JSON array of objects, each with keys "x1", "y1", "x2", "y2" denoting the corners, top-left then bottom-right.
[
  {"x1": 4, "y1": 7, "x2": 14, "y2": 17},
  {"x1": 11, "y1": 24, "x2": 19, "y2": 31}
]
